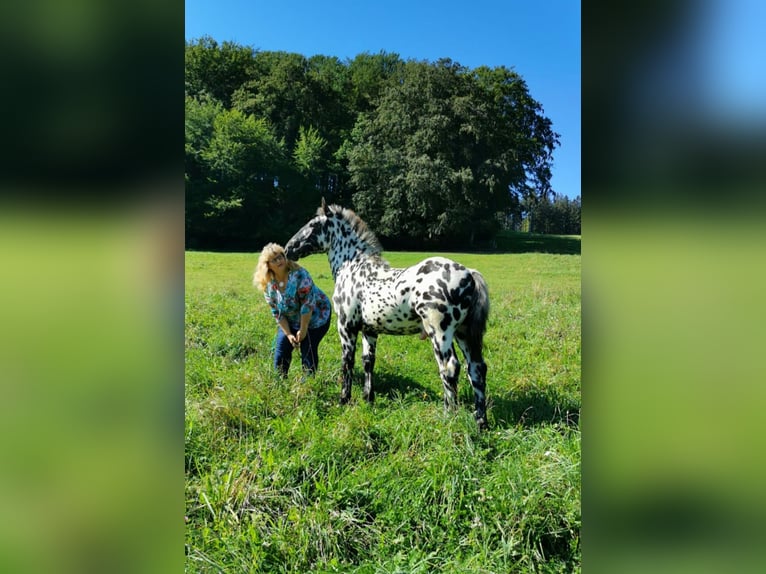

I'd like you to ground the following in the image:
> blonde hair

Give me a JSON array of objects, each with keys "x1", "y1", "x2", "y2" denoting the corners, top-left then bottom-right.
[{"x1": 253, "y1": 242, "x2": 301, "y2": 291}]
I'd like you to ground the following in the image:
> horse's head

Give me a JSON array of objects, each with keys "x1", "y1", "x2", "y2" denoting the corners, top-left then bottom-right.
[{"x1": 285, "y1": 201, "x2": 334, "y2": 260}]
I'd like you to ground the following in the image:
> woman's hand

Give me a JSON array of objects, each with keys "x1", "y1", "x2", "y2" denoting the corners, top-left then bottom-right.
[
  {"x1": 295, "y1": 329, "x2": 308, "y2": 344},
  {"x1": 287, "y1": 333, "x2": 300, "y2": 348}
]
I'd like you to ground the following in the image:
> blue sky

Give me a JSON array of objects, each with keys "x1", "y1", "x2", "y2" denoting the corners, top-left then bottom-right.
[
  {"x1": 186, "y1": 0, "x2": 581, "y2": 199},
  {"x1": 699, "y1": 0, "x2": 766, "y2": 122}
]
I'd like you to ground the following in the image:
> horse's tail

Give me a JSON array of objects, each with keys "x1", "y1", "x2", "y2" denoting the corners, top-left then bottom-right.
[{"x1": 466, "y1": 269, "x2": 490, "y2": 355}]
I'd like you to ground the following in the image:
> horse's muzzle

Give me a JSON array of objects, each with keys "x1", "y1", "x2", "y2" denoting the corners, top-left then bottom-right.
[{"x1": 284, "y1": 239, "x2": 305, "y2": 260}]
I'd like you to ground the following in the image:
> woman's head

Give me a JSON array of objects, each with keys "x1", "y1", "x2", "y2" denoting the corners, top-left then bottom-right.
[{"x1": 253, "y1": 243, "x2": 300, "y2": 291}]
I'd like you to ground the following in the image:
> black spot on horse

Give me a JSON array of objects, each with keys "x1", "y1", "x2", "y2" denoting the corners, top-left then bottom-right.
[
  {"x1": 417, "y1": 260, "x2": 440, "y2": 275},
  {"x1": 435, "y1": 278, "x2": 450, "y2": 298}
]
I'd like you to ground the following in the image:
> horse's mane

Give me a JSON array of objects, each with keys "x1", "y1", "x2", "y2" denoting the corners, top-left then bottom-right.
[{"x1": 322, "y1": 204, "x2": 384, "y2": 254}]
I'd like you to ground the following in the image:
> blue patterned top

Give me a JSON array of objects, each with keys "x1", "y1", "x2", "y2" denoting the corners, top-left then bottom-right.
[{"x1": 264, "y1": 267, "x2": 331, "y2": 329}]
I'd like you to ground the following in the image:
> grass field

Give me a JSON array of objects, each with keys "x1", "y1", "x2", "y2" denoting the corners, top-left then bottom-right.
[{"x1": 185, "y1": 247, "x2": 581, "y2": 572}]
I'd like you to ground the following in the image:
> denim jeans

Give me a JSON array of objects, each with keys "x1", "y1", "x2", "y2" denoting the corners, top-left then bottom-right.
[{"x1": 273, "y1": 315, "x2": 331, "y2": 377}]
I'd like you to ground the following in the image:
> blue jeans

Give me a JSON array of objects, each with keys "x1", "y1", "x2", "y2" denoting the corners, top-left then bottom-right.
[{"x1": 274, "y1": 315, "x2": 331, "y2": 377}]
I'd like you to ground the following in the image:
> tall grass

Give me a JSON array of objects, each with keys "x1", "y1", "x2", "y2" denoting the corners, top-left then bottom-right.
[{"x1": 186, "y1": 249, "x2": 580, "y2": 572}]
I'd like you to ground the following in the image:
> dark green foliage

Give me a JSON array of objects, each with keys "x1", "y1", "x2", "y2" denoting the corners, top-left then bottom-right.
[
  {"x1": 526, "y1": 194, "x2": 582, "y2": 235},
  {"x1": 185, "y1": 36, "x2": 257, "y2": 108},
  {"x1": 185, "y1": 39, "x2": 567, "y2": 251},
  {"x1": 184, "y1": 95, "x2": 294, "y2": 250},
  {"x1": 347, "y1": 60, "x2": 560, "y2": 247}
]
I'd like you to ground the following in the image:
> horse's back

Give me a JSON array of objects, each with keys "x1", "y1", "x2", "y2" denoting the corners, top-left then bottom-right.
[
  {"x1": 334, "y1": 255, "x2": 478, "y2": 335},
  {"x1": 407, "y1": 256, "x2": 475, "y2": 298}
]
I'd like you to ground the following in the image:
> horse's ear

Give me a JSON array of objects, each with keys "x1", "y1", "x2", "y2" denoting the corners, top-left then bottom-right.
[{"x1": 320, "y1": 197, "x2": 327, "y2": 214}]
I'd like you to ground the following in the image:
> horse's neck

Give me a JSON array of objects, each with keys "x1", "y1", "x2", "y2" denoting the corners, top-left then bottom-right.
[
  {"x1": 327, "y1": 248, "x2": 344, "y2": 279},
  {"x1": 328, "y1": 241, "x2": 374, "y2": 279}
]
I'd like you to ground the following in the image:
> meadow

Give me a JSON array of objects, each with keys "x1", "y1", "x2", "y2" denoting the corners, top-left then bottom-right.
[{"x1": 185, "y1": 246, "x2": 581, "y2": 573}]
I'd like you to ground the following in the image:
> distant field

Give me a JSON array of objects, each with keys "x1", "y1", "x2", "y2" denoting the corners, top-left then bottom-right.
[{"x1": 185, "y1": 248, "x2": 581, "y2": 572}]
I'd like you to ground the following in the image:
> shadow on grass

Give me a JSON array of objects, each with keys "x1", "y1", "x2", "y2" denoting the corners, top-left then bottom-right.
[
  {"x1": 366, "y1": 369, "x2": 441, "y2": 402},
  {"x1": 342, "y1": 370, "x2": 579, "y2": 431},
  {"x1": 493, "y1": 231, "x2": 581, "y2": 255},
  {"x1": 488, "y1": 385, "x2": 580, "y2": 428}
]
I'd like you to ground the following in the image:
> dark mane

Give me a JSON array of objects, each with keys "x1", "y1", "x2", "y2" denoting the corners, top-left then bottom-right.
[{"x1": 325, "y1": 204, "x2": 383, "y2": 254}]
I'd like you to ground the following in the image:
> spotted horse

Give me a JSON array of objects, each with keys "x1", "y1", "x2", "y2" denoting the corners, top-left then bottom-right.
[{"x1": 285, "y1": 199, "x2": 490, "y2": 429}]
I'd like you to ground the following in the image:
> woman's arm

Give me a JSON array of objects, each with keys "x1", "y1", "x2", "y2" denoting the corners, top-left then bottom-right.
[
  {"x1": 295, "y1": 269, "x2": 316, "y2": 343},
  {"x1": 267, "y1": 286, "x2": 300, "y2": 347},
  {"x1": 296, "y1": 310, "x2": 312, "y2": 343},
  {"x1": 276, "y1": 315, "x2": 292, "y2": 336}
]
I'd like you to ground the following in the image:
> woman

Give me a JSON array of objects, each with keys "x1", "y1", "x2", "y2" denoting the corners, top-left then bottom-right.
[{"x1": 253, "y1": 243, "x2": 332, "y2": 377}]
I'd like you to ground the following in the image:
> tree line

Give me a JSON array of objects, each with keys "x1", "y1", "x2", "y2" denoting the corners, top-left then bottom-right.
[
  {"x1": 185, "y1": 37, "x2": 578, "y2": 251},
  {"x1": 521, "y1": 194, "x2": 581, "y2": 235}
]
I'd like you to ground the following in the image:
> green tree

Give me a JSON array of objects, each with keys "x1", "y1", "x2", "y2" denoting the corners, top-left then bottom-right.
[
  {"x1": 525, "y1": 193, "x2": 581, "y2": 235},
  {"x1": 305, "y1": 55, "x2": 357, "y2": 203},
  {"x1": 185, "y1": 94, "x2": 223, "y2": 247},
  {"x1": 346, "y1": 59, "x2": 559, "y2": 246},
  {"x1": 184, "y1": 40, "x2": 562, "y2": 250},
  {"x1": 293, "y1": 125, "x2": 327, "y2": 176},
  {"x1": 346, "y1": 51, "x2": 405, "y2": 112},
  {"x1": 471, "y1": 65, "x2": 559, "y2": 223},
  {"x1": 232, "y1": 51, "x2": 360, "y2": 207},
  {"x1": 185, "y1": 37, "x2": 255, "y2": 108},
  {"x1": 204, "y1": 108, "x2": 285, "y2": 242},
  {"x1": 185, "y1": 94, "x2": 288, "y2": 248},
  {"x1": 231, "y1": 51, "x2": 313, "y2": 151}
]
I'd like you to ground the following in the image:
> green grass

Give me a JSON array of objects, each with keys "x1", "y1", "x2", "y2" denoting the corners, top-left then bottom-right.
[{"x1": 185, "y1": 250, "x2": 581, "y2": 572}]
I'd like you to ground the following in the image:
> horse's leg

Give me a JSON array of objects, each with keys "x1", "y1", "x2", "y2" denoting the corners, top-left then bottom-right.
[
  {"x1": 338, "y1": 325, "x2": 358, "y2": 405},
  {"x1": 455, "y1": 332, "x2": 488, "y2": 429},
  {"x1": 361, "y1": 332, "x2": 377, "y2": 404},
  {"x1": 427, "y1": 324, "x2": 461, "y2": 411}
]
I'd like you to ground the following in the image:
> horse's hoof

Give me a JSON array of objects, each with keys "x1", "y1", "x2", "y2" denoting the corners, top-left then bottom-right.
[
  {"x1": 476, "y1": 417, "x2": 488, "y2": 431},
  {"x1": 340, "y1": 395, "x2": 350, "y2": 405}
]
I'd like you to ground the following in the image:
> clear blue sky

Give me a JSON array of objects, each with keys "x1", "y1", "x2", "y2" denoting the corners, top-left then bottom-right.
[
  {"x1": 186, "y1": 0, "x2": 581, "y2": 199},
  {"x1": 699, "y1": 0, "x2": 766, "y2": 123}
]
